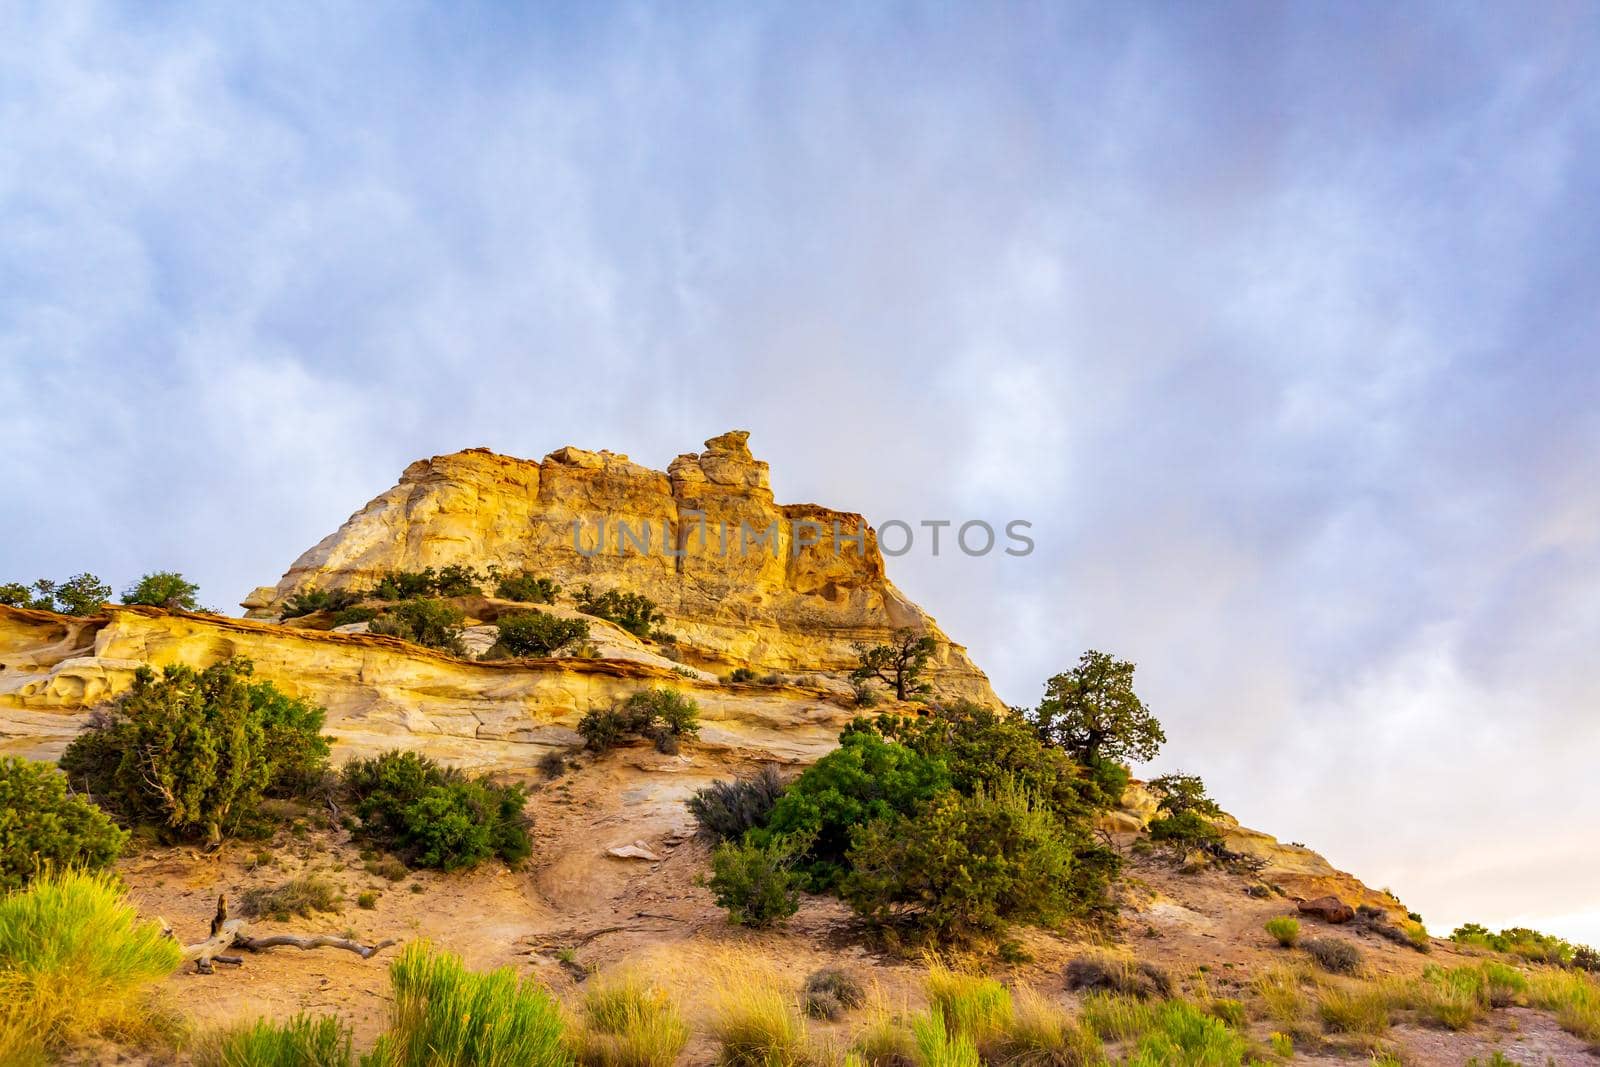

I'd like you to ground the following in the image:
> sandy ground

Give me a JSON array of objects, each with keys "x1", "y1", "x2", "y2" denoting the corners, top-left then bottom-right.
[{"x1": 111, "y1": 744, "x2": 1597, "y2": 1065}]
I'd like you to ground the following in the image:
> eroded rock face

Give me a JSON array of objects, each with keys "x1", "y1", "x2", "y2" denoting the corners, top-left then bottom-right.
[
  {"x1": 246, "y1": 431, "x2": 997, "y2": 703},
  {"x1": 0, "y1": 606, "x2": 854, "y2": 770}
]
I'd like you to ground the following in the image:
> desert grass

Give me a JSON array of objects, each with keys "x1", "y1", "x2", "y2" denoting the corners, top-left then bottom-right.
[
  {"x1": 986, "y1": 984, "x2": 1105, "y2": 1066},
  {"x1": 572, "y1": 974, "x2": 690, "y2": 1067},
  {"x1": 924, "y1": 961, "x2": 1012, "y2": 1046},
  {"x1": 196, "y1": 1012, "x2": 353, "y2": 1067},
  {"x1": 1063, "y1": 950, "x2": 1172, "y2": 999},
  {"x1": 0, "y1": 870, "x2": 184, "y2": 1061},
  {"x1": 708, "y1": 966, "x2": 811, "y2": 1067},
  {"x1": 240, "y1": 874, "x2": 343, "y2": 921},
  {"x1": 1526, "y1": 966, "x2": 1600, "y2": 1043},
  {"x1": 1315, "y1": 979, "x2": 1397, "y2": 1036},
  {"x1": 850, "y1": 998, "x2": 917, "y2": 1067},
  {"x1": 910, "y1": 1006, "x2": 981, "y2": 1067},
  {"x1": 1112, "y1": 999, "x2": 1247, "y2": 1066},
  {"x1": 1078, "y1": 992, "x2": 1157, "y2": 1043},
  {"x1": 1263, "y1": 917, "x2": 1300, "y2": 948},
  {"x1": 365, "y1": 941, "x2": 570, "y2": 1066}
]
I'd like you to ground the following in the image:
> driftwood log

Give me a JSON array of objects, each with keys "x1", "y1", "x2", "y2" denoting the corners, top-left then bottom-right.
[{"x1": 167, "y1": 895, "x2": 398, "y2": 974}]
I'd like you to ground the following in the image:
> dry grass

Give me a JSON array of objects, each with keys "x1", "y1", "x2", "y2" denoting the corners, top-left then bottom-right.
[
  {"x1": 924, "y1": 961, "x2": 1013, "y2": 1046},
  {"x1": 1063, "y1": 950, "x2": 1172, "y2": 999},
  {"x1": 1251, "y1": 964, "x2": 1317, "y2": 1032},
  {"x1": 0, "y1": 870, "x2": 184, "y2": 1062},
  {"x1": 986, "y1": 985, "x2": 1104, "y2": 1066},
  {"x1": 241, "y1": 875, "x2": 343, "y2": 921},
  {"x1": 709, "y1": 966, "x2": 811, "y2": 1066},
  {"x1": 1316, "y1": 979, "x2": 1398, "y2": 1035},
  {"x1": 1527, "y1": 967, "x2": 1600, "y2": 1043},
  {"x1": 572, "y1": 974, "x2": 690, "y2": 1067}
]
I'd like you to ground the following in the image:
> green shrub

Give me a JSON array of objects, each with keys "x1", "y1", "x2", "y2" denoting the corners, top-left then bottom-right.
[
  {"x1": 432, "y1": 564, "x2": 484, "y2": 598},
  {"x1": 358, "y1": 891, "x2": 379, "y2": 910},
  {"x1": 725, "y1": 667, "x2": 757, "y2": 684},
  {"x1": 122, "y1": 571, "x2": 201, "y2": 611},
  {"x1": 366, "y1": 941, "x2": 570, "y2": 1066},
  {"x1": 842, "y1": 782, "x2": 1079, "y2": 944},
  {"x1": 1146, "y1": 811, "x2": 1223, "y2": 846},
  {"x1": 1449, "y1": 922, "x2": 1579, "y2": 966},
  {"x1": 578, "y1": 689, "x2": 700, "y2": 755},
  {"x1": 342, "y1": 750, "x2": 531, "y2": 871},
  {"x1": 331, "y1": 605, "x2": 379, "y2": 627},
  {"x1": 572, "y1": 976, "x2": 689, "y2": 1067},
  {"x1": 687, "y1": 766, "x2": 786, "y2": 841},
  {"x1": 1265, "y1": 917, "x2": 1301, "y2": 948},
  {"x1": 495, "y1": 571, "x2": 560, "y2": 604},
  {"x1": 1146, "y1": 773, "x2": 1221, "y2": 818},
  {"x1": 926, "y1": 964, "x2": 1013, "y2": 1045},
  {"x1": 59, "y1": 659, "x2": 330, "y2": 843},
  {"x1": 197, "y1": 1013, "x2": 352, "y2": 1067},
  {"x1": 707, "y1": 840, "x2": 800, "y2": 928},
  {"x1": 1302, "y1": 937, "x2": 1363, "y2": 975},
  {"x1": 281, "y1": 586, "x2": 364, "y2": 619},
  {"x1": 241, "y1": 875, "x2": 342, "y2": 921},
  {"x1": 575, "y1": 586, "x2": 665, "y2": 640},
  {"x1": 749, "y1": 726, "x2": 948, "y2": 891},
  {"x1": 0, "y1": 870, "x2": 183, "y2": 1059},
  {"x1": 494, "y1": 611, "x2": 591, "y2": 657},
  {"x1": 1, "y1": 573, "x2": 112, "y2": 616},
  {"x1": 369, "y1": 570, "x2": 438, "y2": 602},
  {"x1": 1124, "y1": 1000, "x2": 1247, "y2": 1066},
  {"x1": 368, "y1": 599, "x2": 468, "y2": 655},
  {"x1": 0, "y1": 757, "x2": 126, "y2": 892}
]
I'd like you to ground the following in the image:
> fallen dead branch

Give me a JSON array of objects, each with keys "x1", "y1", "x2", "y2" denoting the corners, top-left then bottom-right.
[{"x1": 164, "y1": 894, "x2": 398, "y2": 974}]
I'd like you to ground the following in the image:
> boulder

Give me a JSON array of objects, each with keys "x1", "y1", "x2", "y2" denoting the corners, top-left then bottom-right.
[{"x1": 1298, "y1": 895, "x2": 1356, "y2": 924}]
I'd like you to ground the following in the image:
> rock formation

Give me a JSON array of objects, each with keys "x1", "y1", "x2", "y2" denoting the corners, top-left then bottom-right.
[{"x1": 243, "y1": 431, "x2": 996, "y2": 703}]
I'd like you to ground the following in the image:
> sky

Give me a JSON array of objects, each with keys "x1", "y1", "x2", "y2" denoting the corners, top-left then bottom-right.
[{"x1": 3, "y1": 2, "x2": 1598, "y2": 944}]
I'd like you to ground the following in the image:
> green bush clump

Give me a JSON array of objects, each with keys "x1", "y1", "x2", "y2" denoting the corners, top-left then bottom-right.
[
  {"x1": 366, "y1": 942, "x2": 570, "y2": 1067},
  {"x1": 281, "y1": 586, "x2": 365, "y2": 620},
  {"x1": 705, "y1": 839, "x2": 801, "y2": 928},
  {"x1": 687, "y1": 766, "x2": 786, "y2": 841},
  {"x1": 122, "y1": 571, "x2": 201, "y2": 611},
  {"x1": 0, "y1": 870, "x2": 184, "y2": 1059},
  {"x1": 574, "y1": 585, "x2": 665, "y2": 640},
  {"x1": 369, "y1": 570, "x2": 441, "y2": 601},
  {"x1": 1145, "y1": 772, "x2": 1224, "y2": 846},
  {"x1": 1450, "y1": 922, "x2": 1582, "y2": 966},
  {"x1": 368, "y1": 599, "x2": 468, "y2": 655},
  {"x1": 59, "y1": 659, "x2": 331, "y2": 843},
  {"x1": 842, "y1": 782, "x2": 1079, "y2": 944},
  {"x1": 494, "y1": 571, "x2": 560, "y2": 604},
  {"x1": 0, "y1": 757, "x2": 127, "y2": 892},
  {"x1": 343, "y1": 750, "x2": 531, "y2": 871},
  {"x1": 802, "y1": 968, "x2": 865, "y2": 1020},
  {"x1": 494, "y1": 611, "x2": 591, "y2": 657},
  {"x1": 725, "y1": 667, "x2": 757, "y2": 683},
  {"x1": 748, "y1": 725, "x2": 947, "y2": 892},
  {"x1": 331, "y1": 605, "x2": 379, "y2": 627},
  {"x1": 197, "y1": 1013, "x2": 353, "y2": 1067},
  {"x1": 578, "y1": 689, "x2": 700, "y2": 755},
  {"x1": 1265, "y1": 916, "x2": 1301, "y2": 947},
  {"x1": 431, "y1": 564, "x2": 484, "y2": 598},
  {"x1": 0, "y1": 573, "x2": 111, "y2": 615}
]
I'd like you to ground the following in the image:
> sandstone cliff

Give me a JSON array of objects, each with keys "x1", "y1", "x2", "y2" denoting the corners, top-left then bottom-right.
[{"x1": 242, "y1": 431, "x2": 997, "y2": 704}]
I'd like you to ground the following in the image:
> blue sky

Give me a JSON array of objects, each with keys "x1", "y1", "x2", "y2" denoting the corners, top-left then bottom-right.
[{"x1": 3, "y1": 2, "x2": 1598, "y2": 943}]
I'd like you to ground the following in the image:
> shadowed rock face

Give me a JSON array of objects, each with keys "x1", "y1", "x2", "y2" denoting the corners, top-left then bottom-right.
[{"x1": 243, "y1": 431, "x2": 998, "y2": 703}]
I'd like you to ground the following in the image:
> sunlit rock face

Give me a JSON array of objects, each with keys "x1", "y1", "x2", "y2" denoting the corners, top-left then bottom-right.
[{"x1": 244, "y1": 430, "x2": 998, "y2": 704}]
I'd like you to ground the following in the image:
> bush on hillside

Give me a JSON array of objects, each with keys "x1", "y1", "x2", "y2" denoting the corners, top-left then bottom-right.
[
  {"x1": 1303, "y1": 936, "x2": 1363, "y2": 975},
  {"x1": 574, "y1": 585, "x2": 666, "y2": 640},
  {"x1": 281, "y1": 586, "x2": 365, "y2": 619},
  {"x1": 747, "y1": 726, "x2": 949, "y2": 891},
  {"x1": 369, "y1": 570, "x2": 439, "y2": 601},
  {"x1": 841, "y1": 781, "x2": 1080, "y2": 943},
  {"x1": 0, "y1": 757, "x2": 127, "y2": 891},
  {"x1": 368, "y1": 598, "x2": 468, "y2": 655},
  {"x1": 342, "y1": 750, "x2": 531, "y2": 871},
  {"x1": 802, "y1": 968, "x2": 865, "y2": 1020},
  {"x1": 59, "y1": 658, "x2": 331, "y2": 843},
  {"x1": 706, "y1": 839, "x2": 801, "y2": 928},
  {"x1": 687, "y1": 765, "x2": 786, "y2": 841},
  {"x1": 493, "y1": 610, "x2": 590, "y2": 657},
  {"x1": 493, "y1": 570, "x2": 560, "y2": 604},
  {"x1": 431, "y1": 564, "x2": 484, "y2": 598},
  {"x1": 122, "y1": 571, "x2": 201, "y2": 611},
  {"x1": 578, "y1": 689, "x2": 700, "y2": 755},
  {"x1": 1265, "y1": 916, "x2": 1301, "y2": 948}
]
